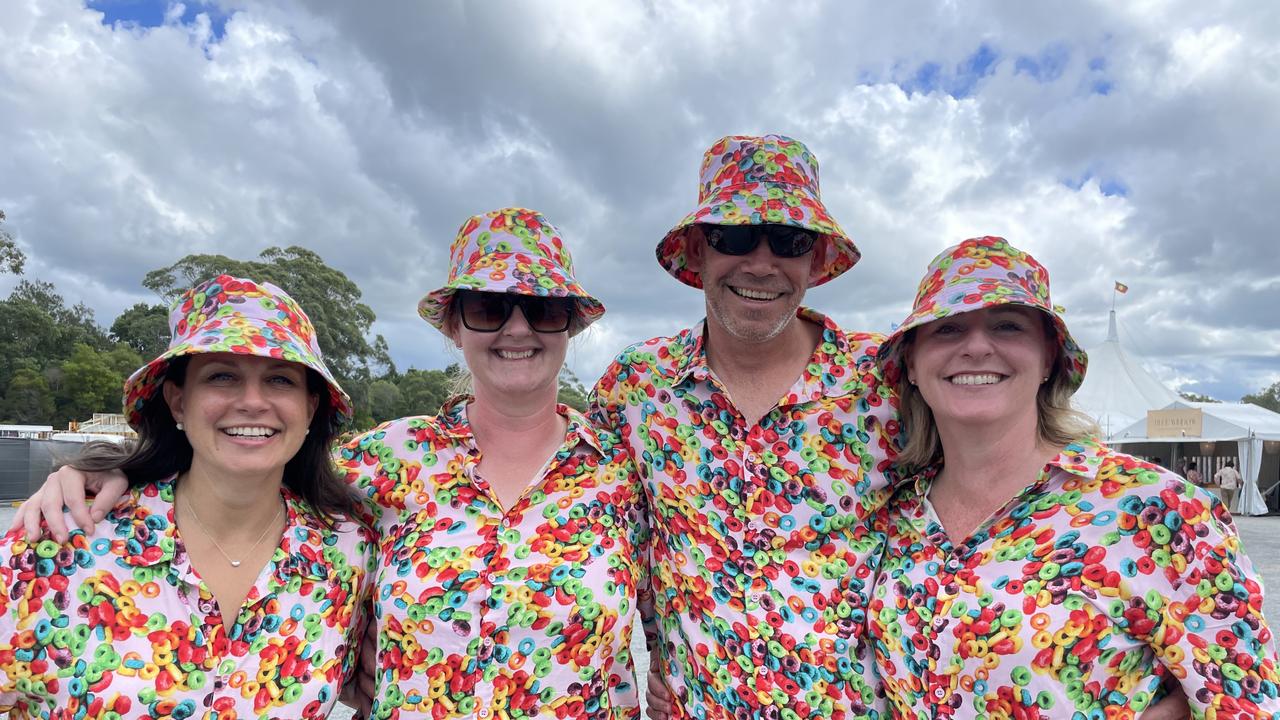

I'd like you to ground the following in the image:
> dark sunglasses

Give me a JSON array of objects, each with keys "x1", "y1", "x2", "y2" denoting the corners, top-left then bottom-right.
[
  {"x1": 703, "y1": 224, "x2": 819, "y2": 258},
  {"x1": 456, "y1": 291, "x2": 575, "y2": 333}
]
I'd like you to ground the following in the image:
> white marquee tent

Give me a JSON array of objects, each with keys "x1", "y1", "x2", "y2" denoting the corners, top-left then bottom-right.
[
  {"x1": 1110, "y1": 401, "x2": 1280, "y2": 516},
  {"x1": 1072, "y1": 311, "x2": 1180, "y2": 439}
]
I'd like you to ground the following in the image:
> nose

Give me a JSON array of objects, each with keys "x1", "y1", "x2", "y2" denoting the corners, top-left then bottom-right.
[
  {"x1": 236, "y1": 376, "x2": 270, "y2": 411},
  {"x1": 501, "y1": 305, "x2": 535, "y2": 336},
  {"x1": 958, "y1": 326, "x2": 995, "y2": 357},
  {"x1": 738, "y1": 233, "x2": 780, "y2": 273}
]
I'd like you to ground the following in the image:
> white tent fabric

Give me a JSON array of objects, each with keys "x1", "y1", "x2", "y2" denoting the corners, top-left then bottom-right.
[
  {"x1": 1111, "y1": 401, "x2": 1280, "y2": 516},
  {"x1": 1072, "y1": 311, "x2": 1179, "y2": 439}
]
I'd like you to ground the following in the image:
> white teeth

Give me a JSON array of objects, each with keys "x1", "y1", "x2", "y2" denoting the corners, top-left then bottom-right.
[
  {"x1": 731, "y1": 287, "x2": 782, "y2": 301},
  {"x1": 223, "y1": 426, "x2": 277, "y2": 438},
  {"x1": 496, "y1": 350, "x2": 535, "y2": 360},
  {"x1": 949, "y1": 374, "x2": 1002, "y2": 386}
]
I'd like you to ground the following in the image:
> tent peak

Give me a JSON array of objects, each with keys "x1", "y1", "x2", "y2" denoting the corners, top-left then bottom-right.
[{"x1": 1107, "y1": 309, "x2": 1118, "y2": 343}]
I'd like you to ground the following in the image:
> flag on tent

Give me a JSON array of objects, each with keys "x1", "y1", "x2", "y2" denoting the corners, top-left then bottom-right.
[{"x1": 1114, "y1": 281, "x2": 1129, "y2": 294}]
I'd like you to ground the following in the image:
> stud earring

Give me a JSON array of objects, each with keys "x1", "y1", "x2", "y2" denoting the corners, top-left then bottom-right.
[{"x1": 175, "y1": 421, "x2": 184, "y2": 431}]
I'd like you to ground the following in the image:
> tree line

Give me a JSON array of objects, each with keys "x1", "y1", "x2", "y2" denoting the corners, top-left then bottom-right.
[
  {"x1": 0, "y1": 210, "x2": 1273, "y2": 428},
  {"x1": 0, "y1": 213, "x2": 590, "y2": 430}
]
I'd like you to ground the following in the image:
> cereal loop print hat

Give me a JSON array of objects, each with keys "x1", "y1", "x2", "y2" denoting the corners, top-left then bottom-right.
[
  {"x1": 877, "y1": 236, "x2": 1088, "y2": 391},
  {"x1": 417, "y1": 207, "x2": 605, "y2": 335},
  {"x1": 122, "y1": 275, "x2": 353, "y2": 428},
  {"x1": 656, "y1": 134, "x2": 860, "y2": 288}
]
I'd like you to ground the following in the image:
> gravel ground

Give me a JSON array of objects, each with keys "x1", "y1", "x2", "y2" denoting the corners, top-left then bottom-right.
[{"x1": 4, "y1": 504, "x2": 1275, "y2": 717}]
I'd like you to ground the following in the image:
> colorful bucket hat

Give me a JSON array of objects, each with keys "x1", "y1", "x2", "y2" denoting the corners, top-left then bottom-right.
[
  {"x1": 877, "y1": 236, "x2": 1088, "y2": 391},
  {"x1": 122, "y1": 275, "x2": 353, "y2": 428},
  {"x1": 418, "y1": 207, "x2": 605, "y2": 334},
  {"x1": 656, "y1": 134, "x2": 860, "y2": 289}
]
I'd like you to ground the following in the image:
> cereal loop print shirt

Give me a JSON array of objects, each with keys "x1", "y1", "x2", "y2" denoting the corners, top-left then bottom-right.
[
  {"x1": 591, "y1": 308, "x2": 902, "y2": 720},
  {"x1": 336, "y1": 397, "x2": 651, "y2": 719},
  {"x1": 868, "y1": 439, "x2": 1280, "y2": 719},
  {"x1": 0, "y1": 478, "x2": 376, "y2": 719}
]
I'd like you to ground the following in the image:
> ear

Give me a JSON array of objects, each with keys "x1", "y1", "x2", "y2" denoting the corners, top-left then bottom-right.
[
  {"x1": 444, "y1": 306, "x2": 463, "y2": 348},
  {"x1": 162, "y1": 380, "x2": 185, "y2": 424},
  {"x1": 807, "y1": 237, "x2": 829, "y2": 286},
  {"x1": 306, "y1": 391, "x2": 320, "y2": 426},
  {"x1": 685, "y1": 226, "x2": 705, "y2": 273}
]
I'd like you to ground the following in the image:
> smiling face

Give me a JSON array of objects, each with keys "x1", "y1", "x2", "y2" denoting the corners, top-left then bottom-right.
[
  {"x1": 448, "y1": 300, "x2": 568, "y2": 402},
  {"x1": 162, "y1": 353, "x2": 319, "y2": 484},
  {"x1": 687, "y1": 224, "x2": 825, "y2": 345},
  {"x1": 905, "y1": 305, "x2": 1057, "y2": 434}
]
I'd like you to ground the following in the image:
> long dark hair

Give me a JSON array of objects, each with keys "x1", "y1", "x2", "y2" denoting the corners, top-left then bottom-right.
[{"x1": 69, "y1": 356, "x2": 359, "y2": 521}]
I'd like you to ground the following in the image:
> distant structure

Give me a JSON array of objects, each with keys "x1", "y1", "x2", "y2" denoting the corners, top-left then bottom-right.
[
  {"x1": 0, "y1": 425, "x2": 54, "y2": 440},
  {"x1": 1072, "y1": 310, "x2": 1180, "y2": 440},
  {"x1": 63, "y1": 413, "x2": 136, "y2": 439}
]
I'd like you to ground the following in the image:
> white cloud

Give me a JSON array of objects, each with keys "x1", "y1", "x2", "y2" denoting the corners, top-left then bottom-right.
[{"x1": 1, "y1": 0, "x2": 1277, "y2": 405}]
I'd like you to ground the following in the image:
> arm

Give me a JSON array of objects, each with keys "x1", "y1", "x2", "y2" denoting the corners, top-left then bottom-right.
[
  {"x1": 590, "y1": 359, "x2": 673, "y2": 719},
  {"x1": 1132, "y1": 481, "x2": 1280, "y2": 717},
  {"x1": 8, "y1": 466, "x2": 129, "y2": 543}
]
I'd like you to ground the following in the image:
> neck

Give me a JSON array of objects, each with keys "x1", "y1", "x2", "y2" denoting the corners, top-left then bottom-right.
[
  {"x1": 467, "y1": 384, "x2": 564, "y2": 451},
  {"x1": 703, "y1": 308, "x2": 820, "y2": 379},
  {"x1": 934, "y1": 410, "x2": 1059, "y2": 495},
  {"x1": 177, "y1": 461, "x2": 284, "y2": 538}
]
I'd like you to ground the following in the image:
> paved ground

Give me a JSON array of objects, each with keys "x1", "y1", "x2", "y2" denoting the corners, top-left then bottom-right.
[{"x1": 3, "y1": 505, "x2": 1276, "y2": 717}]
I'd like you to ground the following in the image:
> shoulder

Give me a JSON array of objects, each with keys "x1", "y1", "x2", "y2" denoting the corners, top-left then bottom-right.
[
  {"x1": 337, "y1": 414, "x2": 462, "y2": 460},
  {"x1": 604, "y1": 328, "x2": 700, "y2": 376}
]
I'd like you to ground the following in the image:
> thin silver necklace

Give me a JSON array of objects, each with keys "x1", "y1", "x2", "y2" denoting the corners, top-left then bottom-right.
[{"x1": 181, "y1": 493, "x2": 283, "y2": 568}]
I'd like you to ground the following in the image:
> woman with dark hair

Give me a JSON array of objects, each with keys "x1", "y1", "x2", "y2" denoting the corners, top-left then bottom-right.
[
  {"x1": 868, "y1": 237, "x2": 1279, "y2": 718},
  {"x1": 21, "y1": 209, "x2": 654, "y2": 719},
  {"x1": 0, "y1": 275, "x2": 376, "y2": 718}
]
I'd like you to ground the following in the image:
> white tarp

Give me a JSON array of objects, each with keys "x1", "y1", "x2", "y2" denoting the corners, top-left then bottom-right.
[
  {"x1": 1072, "y1": 311, "x2": 1180, "y2": 439},
  {"x1": 1111, "y1": 401, "x2": 1280, "y2": 516}
]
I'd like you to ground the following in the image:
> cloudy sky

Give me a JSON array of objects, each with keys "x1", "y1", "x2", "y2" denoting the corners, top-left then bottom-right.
[{"x1": 2, "y1": 0, "x2": 1278, "y2": 406}]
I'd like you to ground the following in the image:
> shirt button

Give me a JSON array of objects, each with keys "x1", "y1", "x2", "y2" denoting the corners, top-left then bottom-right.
[
  {"x1": 482, "y1": 637, "x2": 494, "y2": 649},
  {"x1": 483, "y1": 572, "x2": 495, "y2": 584},
  {"x1": 479, "y1": 709, "x2": 490, "y2": 719}
]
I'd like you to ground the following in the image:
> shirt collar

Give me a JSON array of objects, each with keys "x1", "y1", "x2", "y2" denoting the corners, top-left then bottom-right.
[
  {"x1": 659, "y1": 307, "x2": 886, "y2": 405},
  {"x1": 435, "y1": 393, "x2": 605, "y2": 456},
  {"x1": 113, "y1": 477, "x2": 343, "y2": 583},
  {"x1": 901, "y1": 436, "x2": 1111, "y2": 501}
]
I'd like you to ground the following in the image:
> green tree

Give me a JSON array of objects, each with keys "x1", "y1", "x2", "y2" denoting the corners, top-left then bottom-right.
[
  {"x1": 557, "y1": 368, "x2": 590, "y2": 413},
  {"x1": 54, "y1": 343, "x2": 141, "y2": 426},
  {"x1": 1243, "y1": 381, "x2": 1280, "y2": 414},
  {"x1": 395, "y1": 368, "x2": 454, "y2": 417},
  {"x1": 0, "y1": 367, "x2": 54, "y2": 423},
  {"x1": 142, "y1": 247, "x2": 392, "y2": 383},
  {"x1": 1179, "y1": 392, "x2": 1220, "y2": 403},
  {"x1": 0, "y1": 210, "x2": 24, "y2": 275},
  {"x1": 0, "y1": 280, "x2": 112, "y2": 396},
  {"x1": 367, "y1": 379, "x2": 404, "y2": 425},
  {"x1": 110, "y1": 302, "x2": 170, "y2": 358}
]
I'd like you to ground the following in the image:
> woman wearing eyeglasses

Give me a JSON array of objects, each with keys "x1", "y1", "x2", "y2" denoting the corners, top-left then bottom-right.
[{"x1": 20, "y1": 208, "x2": 653, "y2": 719}]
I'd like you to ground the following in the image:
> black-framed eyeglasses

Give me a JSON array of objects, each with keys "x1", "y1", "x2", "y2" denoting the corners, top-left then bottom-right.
[
  {"x1": 456, "y1": 291, "x2": 575, "y2": 333},
  {"x1": 703, "y1": 224, "x2": 819, "y2": 258}
]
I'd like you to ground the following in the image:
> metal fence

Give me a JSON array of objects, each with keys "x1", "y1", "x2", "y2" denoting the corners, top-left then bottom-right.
[{"x1": 0, "y1": 438, "x2": 84, "y2": 501}]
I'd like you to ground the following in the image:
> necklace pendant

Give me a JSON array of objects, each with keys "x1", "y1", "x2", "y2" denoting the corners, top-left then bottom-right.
[{"x1": 230, "y1": 560, "x2": 242, "y2": 567}]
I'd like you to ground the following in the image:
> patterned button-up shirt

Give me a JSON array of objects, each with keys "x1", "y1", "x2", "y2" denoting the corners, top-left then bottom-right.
[
  {"x1": 591, "y1": 308, "x2": 902, "y2": 720},
  {"x1": 868, "y1": 439, "x2": 1280, "y2": 719},
  {"x1": 0, "y1": 478, "x2": 376, "y2": 719},
  {"x1": 335, "y1": 397, "x2": 651, "y2": 719}
]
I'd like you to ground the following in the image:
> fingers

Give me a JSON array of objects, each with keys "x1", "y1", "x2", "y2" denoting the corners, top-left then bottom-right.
[
  {"x1": 645, "y1": 667, "x2": 674, "y2": 719},
  {"x1": 38, "y1": 482, "x2": 71, "y2": 544},
  {"x1": 16, "y1": 490, "x2": 45, "y2": 543},
  {"x1": 86, "y1": 472, "x2": 129, "y2": 526},
  {"x1": 53, "y1": 467, "x2": 93, "y2": 534}
]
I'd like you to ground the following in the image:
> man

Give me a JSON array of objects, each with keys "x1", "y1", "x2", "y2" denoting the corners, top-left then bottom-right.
[
  {"x1": 1214, "y1": 459, "x2": 1243, "y2": 511},
  {"x1": 591, "y1": 135, "x2": 899, "y2": 719}
]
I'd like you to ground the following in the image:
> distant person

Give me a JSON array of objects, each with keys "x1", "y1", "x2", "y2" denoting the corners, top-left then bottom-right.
[
  {"x1": 867, "y1": 237, "x2": 1280, "y2": 717},
  {"x1": 1186, "y1": 460, "x2": 1204, "y2": 487},
  {"x1": 0, "y1": 275, "x2": 376, "y2": 717},
  {"x1": 1215, "y1": 458, "x2": 1243, "y2": 510}
]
